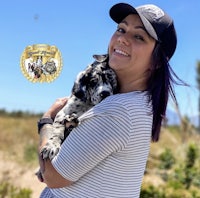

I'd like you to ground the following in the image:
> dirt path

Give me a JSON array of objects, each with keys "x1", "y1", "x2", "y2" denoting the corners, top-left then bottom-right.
[{"x1": 0, "y1": 152, "x2": 46, "y2": 198}]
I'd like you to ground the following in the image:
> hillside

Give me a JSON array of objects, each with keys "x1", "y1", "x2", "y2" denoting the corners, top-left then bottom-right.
[{"x1": 0, "y1": 115, "x2": 199, "y2": 198}]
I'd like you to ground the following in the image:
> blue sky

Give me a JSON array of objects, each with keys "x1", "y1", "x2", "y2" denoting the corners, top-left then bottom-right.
[{"x1": 0, "y1": 0, "x2": 199, "y2": 120}]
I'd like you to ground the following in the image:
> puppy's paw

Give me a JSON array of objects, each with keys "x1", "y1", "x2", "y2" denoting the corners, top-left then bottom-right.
[
  {"x1": 40, "y1": 138, "x2": 61, "y2": 160},
  {"x1": 64, "y1": 114, "x2": 79, "y2": 123}
]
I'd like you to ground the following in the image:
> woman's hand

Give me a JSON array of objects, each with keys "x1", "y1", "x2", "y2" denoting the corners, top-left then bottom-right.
[{"x1": 43, "y1": 97, "x2": 68, "y2": 119}]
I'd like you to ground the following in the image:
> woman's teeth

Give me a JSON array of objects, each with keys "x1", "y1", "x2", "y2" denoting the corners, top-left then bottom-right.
[{"x1": 115, "y1": 49, "x2": 129, "y2": 56}]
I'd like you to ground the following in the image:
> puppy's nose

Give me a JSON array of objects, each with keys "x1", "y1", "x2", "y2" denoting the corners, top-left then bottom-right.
[{"x1": 100, "y1": 91, "x2": 111, "y2": 99}]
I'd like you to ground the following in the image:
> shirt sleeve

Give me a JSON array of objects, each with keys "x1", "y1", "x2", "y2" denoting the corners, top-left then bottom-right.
[{"x1": 51, "y1": 102, "x2": 131, "y2": 182}]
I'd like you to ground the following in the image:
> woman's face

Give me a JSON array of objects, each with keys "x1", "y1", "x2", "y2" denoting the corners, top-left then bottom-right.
[{"x1": 108, "y1": 14, "x2": 156, "y2": 88}]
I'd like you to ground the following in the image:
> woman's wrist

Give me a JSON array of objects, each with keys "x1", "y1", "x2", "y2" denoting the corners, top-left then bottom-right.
[
  {"x1": 37, "y1": 117, "x2": 53, "y2": 134},
  {"x1": 37, "y1": 108, "x2": 55, "y2": 134}
]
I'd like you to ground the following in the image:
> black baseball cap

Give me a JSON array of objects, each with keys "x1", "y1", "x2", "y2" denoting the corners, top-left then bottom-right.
[{"x1": 109, "y1": 3, "x2": 177, "y2": 59}]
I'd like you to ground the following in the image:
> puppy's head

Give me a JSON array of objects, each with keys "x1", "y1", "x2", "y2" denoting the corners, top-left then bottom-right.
[
  {"x1": 88, "y1": 62, "x2": 118, "y2": 105},
  {"x1": 72, "y1": 62, "x2": 118, "y2": 105}
]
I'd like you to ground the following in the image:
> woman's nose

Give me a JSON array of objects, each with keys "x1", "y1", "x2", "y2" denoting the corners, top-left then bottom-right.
[{"x1": 117, "y1": 34, "x2": 129, "y2": 45}]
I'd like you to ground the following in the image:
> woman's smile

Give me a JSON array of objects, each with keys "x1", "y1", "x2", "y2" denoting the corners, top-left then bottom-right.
[{"x1": 114, "y1": 48, "x2": 130, "y2": 57}]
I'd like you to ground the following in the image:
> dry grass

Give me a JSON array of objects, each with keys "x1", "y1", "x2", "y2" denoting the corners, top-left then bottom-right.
[
  {"x1": 0, "y1": 115, "x2": 200, "y2": 197},
  {"x1": 0, "y1": 116, "x2": 39, "y2": 164},
  {"x1": 149, "y1": 127, "x2": 200, "y2": 160},
  {"x1": 0, "y1": 115, "x2": 45, "y2": 198}
]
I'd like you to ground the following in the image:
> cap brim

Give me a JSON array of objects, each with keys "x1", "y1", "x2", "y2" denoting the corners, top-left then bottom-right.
[
  {"x1": 110, "y1": 3, "x2": 138, "y2": 24},
  {"x1": 109, "y1": 3, "x2": 158, "y2": 40}
]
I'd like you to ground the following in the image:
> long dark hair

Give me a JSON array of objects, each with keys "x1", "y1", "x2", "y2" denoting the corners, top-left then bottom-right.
[{"x1": 148, "y1": 42, "x2": 186, "y2": 142}]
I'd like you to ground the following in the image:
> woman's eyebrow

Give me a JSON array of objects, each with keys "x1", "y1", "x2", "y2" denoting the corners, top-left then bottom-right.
[
  {"x1": 120, "y1": 20, "x2": 128, "y2": 25},
  {"x1": 135, "y1": 25, "x2": 147, "y2": 33}
]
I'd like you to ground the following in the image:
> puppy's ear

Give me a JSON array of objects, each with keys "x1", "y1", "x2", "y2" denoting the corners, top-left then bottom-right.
[
  {"x1": 93, "y1": 54, "x2": 108, "y2": 63},
  {"x1": 71, "y1": 71, "x2": 91, "y2": 102}
]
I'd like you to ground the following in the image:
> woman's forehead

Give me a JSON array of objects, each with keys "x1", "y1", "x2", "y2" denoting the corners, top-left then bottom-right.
[{"x1": 120, "y1": 14, "x2": 144, "y2": 26}]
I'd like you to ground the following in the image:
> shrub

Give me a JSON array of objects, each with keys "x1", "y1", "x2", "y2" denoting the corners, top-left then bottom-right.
[
  {"x1": 140, "y1": 185, "x2": 165, "y2": 198},
  {"x1": 184, "y1": 143, "x2": 198, "y2": 189},
  {"x1": 0, "y1": 182, "x2": 32, "y2": 198},
  {"x1": 159, "y1": 148, "x2": 175, "y2": 170}
]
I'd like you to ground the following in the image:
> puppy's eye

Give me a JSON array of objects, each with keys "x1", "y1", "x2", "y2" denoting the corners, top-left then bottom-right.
[
  {"x1": 89, "y1": 79, "x2": 98, "y2": 87},
  {"x1": 73, "y1": 89, "x2": 85, "y2": 100},
  {"x1": 100, "y1": 91, "x2": 110, "y2": 99}
]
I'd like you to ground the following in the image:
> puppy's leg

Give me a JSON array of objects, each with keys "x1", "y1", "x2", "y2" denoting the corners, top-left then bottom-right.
[{"x1": 40, "y1": 96, "x2": 87, "y2": 160}]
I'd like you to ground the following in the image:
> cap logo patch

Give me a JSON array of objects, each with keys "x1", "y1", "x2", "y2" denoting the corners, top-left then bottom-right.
[{"x1": 143, "y1": 5, "x2": 164, "y2": 20}]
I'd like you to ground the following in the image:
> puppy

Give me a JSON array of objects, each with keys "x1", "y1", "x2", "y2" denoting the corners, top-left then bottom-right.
[{"x1": 40, "y1": 54, "x2": 118, "y2": 160}]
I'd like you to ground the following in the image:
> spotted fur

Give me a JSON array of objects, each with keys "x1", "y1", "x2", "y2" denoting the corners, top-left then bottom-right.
[{"x1": 40, "y1": 54, "x2": 118, "y2": 160}]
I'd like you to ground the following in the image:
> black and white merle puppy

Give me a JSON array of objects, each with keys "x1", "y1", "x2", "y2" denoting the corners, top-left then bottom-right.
[{"x1": 40, "y1": 54, "x2": 118, "y2": 160}]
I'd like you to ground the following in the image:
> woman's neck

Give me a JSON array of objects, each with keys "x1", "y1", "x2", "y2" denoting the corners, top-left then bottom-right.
[{"x1": 117, "y1": 75, "x2": 148, "y2": 93}]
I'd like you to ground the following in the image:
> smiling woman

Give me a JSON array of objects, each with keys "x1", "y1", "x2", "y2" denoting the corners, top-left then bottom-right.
[
  {"x1": 108, "y1": 14, "x2": 156, "y2": 92},
  {"x1": 37, "y1": 2, "x2": 185, "y2": 198}
]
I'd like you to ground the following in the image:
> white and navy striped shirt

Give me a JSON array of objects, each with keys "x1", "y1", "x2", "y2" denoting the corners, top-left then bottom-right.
[{"x1": 51, "y1": 91, "x2": 152, "y2": 198}]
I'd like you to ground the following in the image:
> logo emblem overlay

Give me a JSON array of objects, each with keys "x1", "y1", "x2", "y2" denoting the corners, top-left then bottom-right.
[{"x1": 20, "y1": 44, "x2": 62, "y2": 83}]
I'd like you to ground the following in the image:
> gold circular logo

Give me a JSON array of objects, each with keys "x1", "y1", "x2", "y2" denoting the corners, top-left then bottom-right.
[{"x1": 20, "y1": 44, "x2": 62, "y2": 83}]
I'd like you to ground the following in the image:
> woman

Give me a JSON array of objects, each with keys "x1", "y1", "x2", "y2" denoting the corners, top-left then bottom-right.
[{"x1": 38, "y1": 3, "x2": 181, "y2": 198}]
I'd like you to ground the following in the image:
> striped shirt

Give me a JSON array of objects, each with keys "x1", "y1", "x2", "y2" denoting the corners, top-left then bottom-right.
[{"x1": 50, "y1": 91, "x2": 152, "y2": 198}]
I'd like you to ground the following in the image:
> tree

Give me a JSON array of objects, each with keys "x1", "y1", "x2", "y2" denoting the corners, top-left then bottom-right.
[{"x1": 197, "y1": 61, "x2": 200, "y2": 131}]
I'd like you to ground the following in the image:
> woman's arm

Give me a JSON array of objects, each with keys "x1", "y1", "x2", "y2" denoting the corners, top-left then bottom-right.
[{"x1": 38, "y1": 97, "x2": 73, "y2": 188}]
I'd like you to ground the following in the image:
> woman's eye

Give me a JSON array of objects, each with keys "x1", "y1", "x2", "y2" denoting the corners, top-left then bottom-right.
[
  {"x1": 134, "y1": 35, "x2": 144, "y2": 41},
  {"x1": 116, "y1": 27, "x2": 125, "y2": 33}
]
